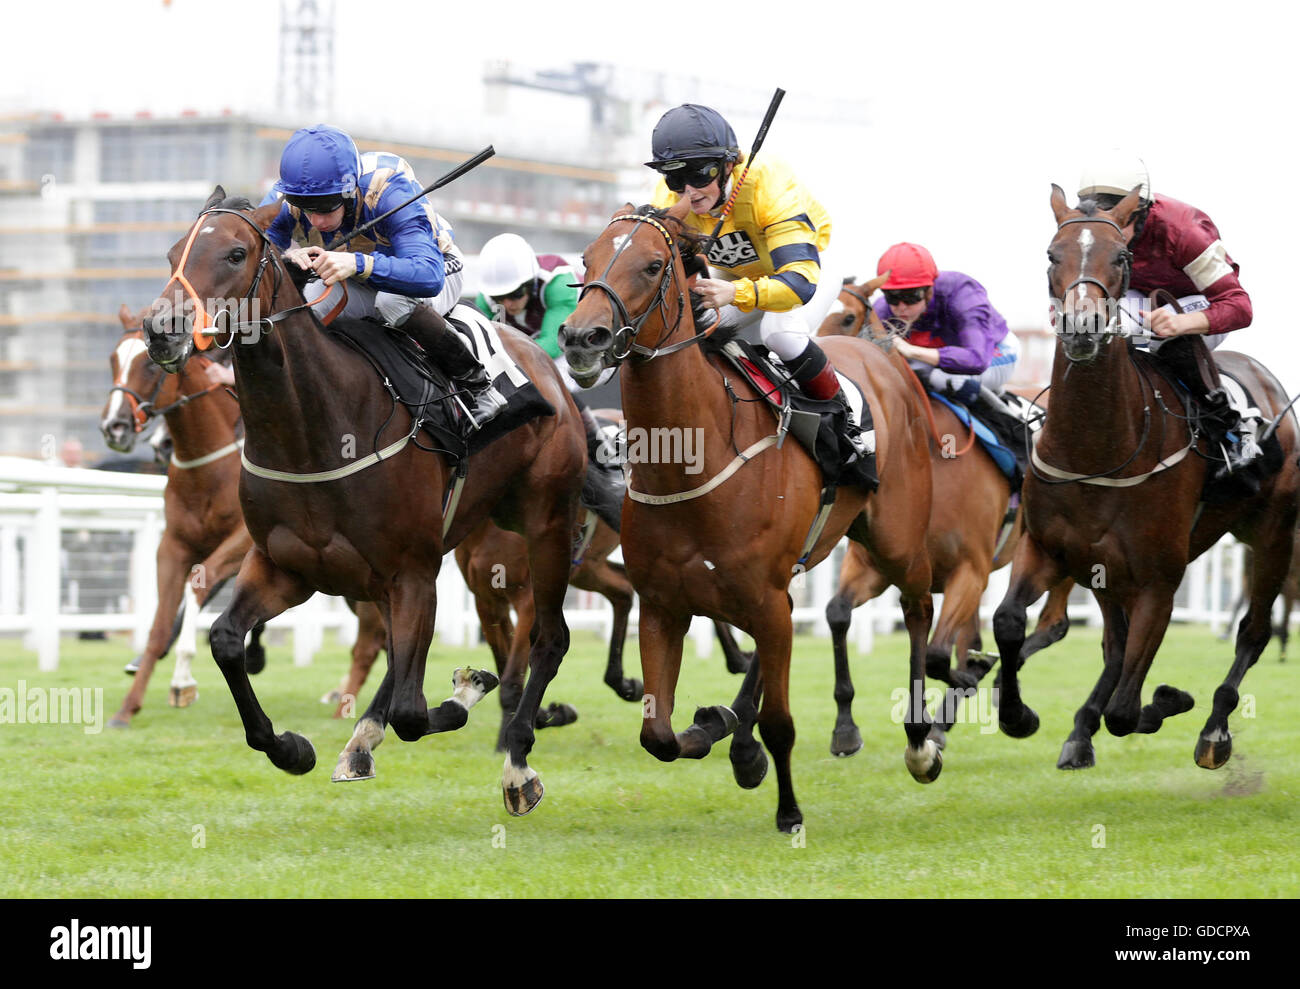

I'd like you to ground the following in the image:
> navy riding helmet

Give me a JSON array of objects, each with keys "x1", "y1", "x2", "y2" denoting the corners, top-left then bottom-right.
[
  {"x1": 273, "y1": 125, "x2": 363, "y2": 209},
  {"x1": 645, "y1": 105, "x2": 741, "y2": 169}
]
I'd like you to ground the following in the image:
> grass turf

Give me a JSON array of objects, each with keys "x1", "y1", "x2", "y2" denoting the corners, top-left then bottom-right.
[{"x1": 0, "y1": 622, "x2": 1295, "y2": 898}]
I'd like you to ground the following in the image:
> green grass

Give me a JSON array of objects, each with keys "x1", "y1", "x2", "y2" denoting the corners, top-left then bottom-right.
[{"x1": 0, "y1": 623, "x2": 1295, "y2": 898}]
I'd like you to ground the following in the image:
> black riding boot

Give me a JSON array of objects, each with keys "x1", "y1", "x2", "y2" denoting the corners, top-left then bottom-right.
[
  {"x1": 1156, "y1": 336, "x2": 1252, "y2": 479},
  {"x1": 577, "y1": 404, "x2": 625, "y2": 532},
  {"x1": 788, "y1": 340, "x2": 874, "y2": 461},
  {"x1": 399, "y1": 305, "x2": 506, "y2": 428}
]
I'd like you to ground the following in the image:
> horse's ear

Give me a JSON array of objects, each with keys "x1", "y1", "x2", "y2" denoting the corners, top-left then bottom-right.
[
  {"x1": 250, "y1": 202, "x2": 281, "y2": 231},
  {"x1": 612, "y1": 202, "x2": 635, "y2": 220},
  {"x1": 1050, "y1": 183, "x2": 1072, "y2": 224},
  {"x1": 665, "y1": 195, "x2": 692, "y2": 222},
  {"x1": 117, "y1": 303, "x2": 135, "y2": 330},
  {"x1": 864, "y1": 271, "x2": 889, "y2": 295},
  {"x1": 1109, "y1": 186, "x2": 1144, "y2": 228},
  {"x1": 202, "y1": 185, "x2": 227, "y2": 214}
]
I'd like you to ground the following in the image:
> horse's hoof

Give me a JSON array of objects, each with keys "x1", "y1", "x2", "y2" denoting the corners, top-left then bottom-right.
[
  {"x1": 331, "y1": 748, "x2": 376, "y2": 782},
  {"x1": 612, "y1": 678, "x2": 643, "y2": 702},
  {"x1": 503, "y1": 775, "x2": 544, "y2": 816},
  {"x1": 123, "y1": 658, "x2": 141, "y2": 676},
  {"x1": 1153, "y1": 684, "x2": 1195, "y2": 717},
  {"x1": 1195, "y1": 731, "x2": 1231, "y2": 770},
  {"x1": 244, "y1": 644, "x2": 267, "y2": 676},
  {"x1": 999, "y1": 705, "x2": 1040, "y2": 739},
  {"x1": 904, "y1": 740, "x2": 942, "y2": 783},
  {"x1": 269, "y1": 731, "x2": 315, "y2": 775},
  {"x1": 535, "y1": 702, "x2": 579, "y2": 729},
  {"x1": 108, "y1": 715, "x2": 131, "y2": 730},
  {"x1": 948, "y1": 669, "x2": 981, "y2": 690},
  {"x1": 168, "y1": 685, "x2": 198, "y2": 708},
  {"x1": 776, "y1": 808, "x2": 803, "y2": 834},
  {"x1": 320, "y1": 689, "x2": 342, "y2": 705},
  {"x1": 964, "y1": 652, "x2": 996, "y2": 681},
  {"x1": 830, "y1": 724, "x2": 863, "y2": 757},
  {"x1": 693, "y1": 704, "x2": 739, "y2": 742},
  {"x1": 730, "y1": 742, "x2": 768, "y2": 789},
  {"x1": 1057, "y1": 738, "x2": 1095, "y2": 770},
  {"x1": 927, "y1": 724, "x2": 948, "y2": 750}
]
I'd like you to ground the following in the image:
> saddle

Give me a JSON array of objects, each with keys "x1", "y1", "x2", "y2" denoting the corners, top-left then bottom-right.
[
  {"x1": 706, "y1": 337, "x2": 878, "y2": 493},
  {"x1": 927, "y1": 391, "x2": 1028, "y2": 488},
  {"x1": 327, "y1": 314, "x2": 555, "y2": 465}
]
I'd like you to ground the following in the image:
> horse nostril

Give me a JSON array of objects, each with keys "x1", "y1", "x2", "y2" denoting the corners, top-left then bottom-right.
[{"x1": 584, "y1": 327, "x2": 613, "y2": 351}]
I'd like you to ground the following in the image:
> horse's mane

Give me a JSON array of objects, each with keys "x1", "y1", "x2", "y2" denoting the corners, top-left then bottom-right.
[
  {"x1": 629, "y1": 203, "x2": 707, "y2": 262},
  {"x1": 217, "y1": 195, "x2": 257, "y2": 212}
]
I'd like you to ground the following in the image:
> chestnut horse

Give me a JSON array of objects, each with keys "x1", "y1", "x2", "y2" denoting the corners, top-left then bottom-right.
[
  {"x1": 141, "y1": 188, "x2": 586, "y2": 815},
  {"x1": 816, "y1": 279, "x2": 1074, "y2": 753},
  {"x1": 562, "y1": 199, "x2": 938, "y2": 832},
  {"x1": 99, "y1": 304, "x2": 267, "y2": 726},
  {"x1": 993, "y1": 185, "x2": 1300, "y2": 770}
]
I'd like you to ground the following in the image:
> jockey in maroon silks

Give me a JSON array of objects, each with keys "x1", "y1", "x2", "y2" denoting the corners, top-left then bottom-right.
[{"x1": 1077, "y1": 153, "x2": 1260, "y2": 479}]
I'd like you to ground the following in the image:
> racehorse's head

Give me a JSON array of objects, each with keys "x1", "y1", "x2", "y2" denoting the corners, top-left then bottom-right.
[
  {"x1": 143, "y1": 185, "x2": 281, "y2": 373},
  {"x1": 1047, "y1": 182, "x2": 1142, "y2": 364},
  {"x1": 816, "y1": 273, "x2": 890, "y2": 339},
  {"x1": 100, "y1": 304, "x2": 163, "y2": 452},
  {"x1": 560, "y1": 197, "x2": 696, "y2": 387}
]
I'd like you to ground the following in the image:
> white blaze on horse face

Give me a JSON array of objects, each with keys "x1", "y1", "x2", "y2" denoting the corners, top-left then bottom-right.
[
  {"x1": 1070, "y1": 228, "x2": 1094, "y2": 311},
  {"x1": 200, "y1": 225, "x2": 215, "y2": 235},
  {"x1": 611, "y1": 233, "x2": 631, "y2": 253},
  {"x1": 105, "y1": 336, "x2": 150, "y2": 423}
]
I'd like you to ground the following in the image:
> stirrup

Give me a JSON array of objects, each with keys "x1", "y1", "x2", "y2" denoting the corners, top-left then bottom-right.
[{"x1": 455, "y1": 379, "x2": 506, "y2": 430}]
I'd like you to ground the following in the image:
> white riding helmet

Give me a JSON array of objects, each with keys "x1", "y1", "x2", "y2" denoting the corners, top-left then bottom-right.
[
  {"x1": 478, "y1": 233, "x2": 540, "y2": 298},
  {"x1": 1078, "y1": 151, "x2": 1151, "y2": 204}
]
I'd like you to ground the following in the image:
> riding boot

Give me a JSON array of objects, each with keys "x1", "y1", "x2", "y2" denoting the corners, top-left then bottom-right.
[
  {"x1": 577, "y1": 405, "x2": 625, "y2": 532},
  {"x1": 398, "y1": 304, "x2": 506, "y2": 429},
  {"x1": 1156, "y1": 335, "x2": 1255, "y2": 478},
  {"x1": 787, "y1": 339, "x2": 875, "y2": 461}
]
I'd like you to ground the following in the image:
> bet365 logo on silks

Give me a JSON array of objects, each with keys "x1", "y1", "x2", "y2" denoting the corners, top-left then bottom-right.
[{"x1": 708, "y1": 231, "x2": 759, "y2": 267}]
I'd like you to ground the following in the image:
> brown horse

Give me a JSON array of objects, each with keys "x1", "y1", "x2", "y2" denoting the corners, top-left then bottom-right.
[
  {"x1": 140, "y1": 188, "x2": 586, "y2": 815},
  {"x1": 561, "y1": 199, "x2": 938, "y2": 832},
  {"x1": 993, "y1": 185, "x2": 1300, "y2": 770},
  {"x1": 99, "y1": 304, "x2": 267, "y2": 727},
  {"x1": 1221, "y1": 529, "x2": 1300, "y2": 660},
  {"x1": 816, "y1": 279, "x2": 1074, "y2": 753}
]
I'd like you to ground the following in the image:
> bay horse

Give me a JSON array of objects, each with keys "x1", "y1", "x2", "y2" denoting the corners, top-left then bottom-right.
[
  {"x1": 1222, "y1": 531, "x2": 1300, "y2": 661},
  {"x1": 99, "y1": 304, "x2": 267, "y2": 726},
  {"x1": 141, "y1": 188, "x2": 586, "y2": 816},
  {"x1": 561, "y1": 198, "x2": 938, "y2": 832},
  {"x1": 993, "y1": 185, "x2": 1300, "y2": 770},
  {"x1": 816, "y1": 279, "x2": 1074, "y2": 753}
]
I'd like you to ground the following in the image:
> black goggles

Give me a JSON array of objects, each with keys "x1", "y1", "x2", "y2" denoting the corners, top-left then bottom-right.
[
  {"x1": 490, "y1": 283, "x2": 531, "y2": 303},
  {"x1": 883, "y1": 287, "x2": 929, "y2": 306},
  {"x1": 660, "y1": 159, "x2": 724, "y2": 193},
  {"x1": 286, "y1": 194, "x2": 345, "y2": 214}
]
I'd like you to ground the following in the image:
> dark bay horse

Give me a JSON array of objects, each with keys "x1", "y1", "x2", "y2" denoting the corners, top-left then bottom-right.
[
  {"x1": 561, "y1": 199, "x2": 938, "y2": 832},
  {"x1": 816, "y1": 279, "x2": 1074, "y2": 753},
  {"x1": 993, "y1": 185, "x2": 1300, "y2": 770},
  {"x1": 141, "y1": 188, "x2": 586, "y2": 815},
  {"x1": 100, "y1": 304, "x2": 266, "y2": 726}
]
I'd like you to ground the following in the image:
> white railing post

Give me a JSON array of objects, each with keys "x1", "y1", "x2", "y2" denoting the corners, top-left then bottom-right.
[{"x1": 30, "y1": 488, "x2": 61, "y2": 671}]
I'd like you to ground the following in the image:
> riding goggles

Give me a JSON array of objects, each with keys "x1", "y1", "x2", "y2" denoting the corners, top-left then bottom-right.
[
  {"x1": 490, "y1": 282, "x2": 531, "y2": 303},
  {"x1": 659, "y1": 159, "x2": 725, "y2": 193},
  {"x1": 286, "y1": 193, "x2": 345, "y2": 214},
  {"x1": 884, "y1": 287, "x2": 929, "y2": 306}
]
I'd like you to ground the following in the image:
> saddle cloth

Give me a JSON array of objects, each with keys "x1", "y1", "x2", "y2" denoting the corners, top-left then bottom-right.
[
  {"x1": 928, "y1": 391, "x2": 1033, "y2": 486},
  {"x1": 326, "y1": 309, "x2": 555, "y2": 462}
]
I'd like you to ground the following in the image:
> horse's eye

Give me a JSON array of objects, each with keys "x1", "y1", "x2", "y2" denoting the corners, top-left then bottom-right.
[
  {"x1": 1047, "y1": 251, "x2": 1059, "y2": 266},
  {"x1": 228, "y1": 247, "x2": 247, "y2": 264},
  {"x1": 646, "y1": 259, "x2": 663, "y2": 275},
  {"x1": 841, "y1": 313, "x2": 855, "y2": 327}
]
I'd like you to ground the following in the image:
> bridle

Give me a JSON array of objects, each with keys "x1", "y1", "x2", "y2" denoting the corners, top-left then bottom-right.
[
  {"x1": 108, "y1": 357, "x2": 227, "y2": 434},
  {"x1": 160, "y1": 207, "x2": 324, "y2": 354},
  {"x1": 576, "y1": 212, "x2": 712, "y2": 363},
  {"x1": 1052, "y1": 214, "x2": 1135, "y2": 355}
]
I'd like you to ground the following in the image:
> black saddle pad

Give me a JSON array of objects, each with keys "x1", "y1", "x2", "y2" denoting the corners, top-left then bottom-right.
[
  {"x1": 327, "y1": 316, "x2": 555, "y2": 461},
  {"x1": 712, "y1": 338, "x2": 877, "y2": 492}
]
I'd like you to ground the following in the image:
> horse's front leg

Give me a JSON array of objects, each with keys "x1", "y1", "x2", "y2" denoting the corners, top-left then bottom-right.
[
  {"x1": 993, "y1": 535, "x2": 1062, "y2": 738},
  {"x1": 900, "y1": 587, "x2": 940, "y2": 783},
  {"x1": 208, "y1": 546, "x2": 315, "y2": 774},
  {"x1": 637, "y1": 600, "x2": 700, "y2": 761},
  {"x1": 166, "y1": 581, "x2": 201, "y2": 708},
  {"x1": 1058, "y1": 597, "x2": 1128, "y2": 769},
  {"x1": 1102, "y1": 589, "x2": 1186, "y2": 739}
]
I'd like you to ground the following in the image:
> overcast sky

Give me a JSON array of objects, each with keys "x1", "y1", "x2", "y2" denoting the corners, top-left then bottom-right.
[{"x1": 4, "y1": 0, "x2": 1298, "y2": 394}]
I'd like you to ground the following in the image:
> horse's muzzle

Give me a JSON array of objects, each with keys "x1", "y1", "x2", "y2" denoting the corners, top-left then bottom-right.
[
  {"x1": 560, "y1": 323, "x2": 613, "y2": 387},
  {"x1": 100, "y1": 417, "x2": 134, "y2": 453},
  {"x1": 142, "y1": 312, "x2": 192, "y2": 372}
]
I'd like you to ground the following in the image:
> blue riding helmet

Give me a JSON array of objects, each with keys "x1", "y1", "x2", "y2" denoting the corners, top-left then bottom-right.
[
  {"x1": 273, "y1": 125, "x2": 363, "y2": 199},
  {"x1": 644, "y1": 104, "x2": 740, "y2": 169}
]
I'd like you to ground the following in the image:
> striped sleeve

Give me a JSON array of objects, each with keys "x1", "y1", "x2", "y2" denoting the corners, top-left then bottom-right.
[
  {"x1": 744, "y1": 164, "x2": 822, "y2": 312},
  {"x1": 1176, "y1": 212, "x2": 1252, "y2": 334}
]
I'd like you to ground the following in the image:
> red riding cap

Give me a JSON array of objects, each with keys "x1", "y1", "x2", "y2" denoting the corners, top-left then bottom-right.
[{"x1": 877, "y1": 243, "x2": 938, "y2": 289}]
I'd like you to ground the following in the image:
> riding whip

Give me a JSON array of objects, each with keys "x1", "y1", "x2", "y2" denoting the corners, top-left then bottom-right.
[
  {"x1": 708, "y1": 88, "x2": 786, "y2": 242},
  {"x1": 324, "y1": 145, "x2": 496, "y2": 252}
]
